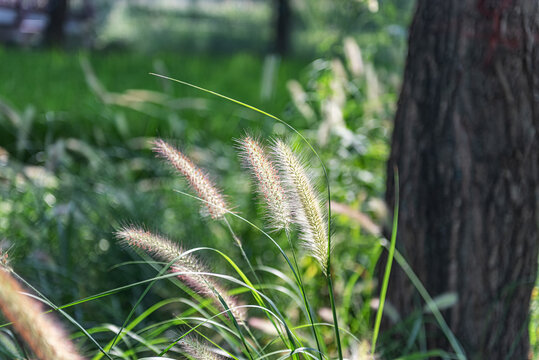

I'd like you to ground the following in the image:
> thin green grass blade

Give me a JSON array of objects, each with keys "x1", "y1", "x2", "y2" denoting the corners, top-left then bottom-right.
[
  {"x1": 98, "y1": 257, "x2": 174, "y2": 359},
  {"x1": 101, "y1": 324, "x2": 160, "y2": 354},
  {"x1": 93, "y1": 298, "x2": 184, "y2": 359},
  {"x1": 277, "y1": 347, "x2": 325, "y2": 360},
  {"x1": 371, "y1": 171, "x2": 465, "y2": 359},
  {"x1": 257, "y1": 265, "x2": 297, "y2": 291},
  {"x1": 341, "y1": 267, "x2": 364, "y2": 335},
  {"x1": 160, "y1": 304, "x2": 284, "y2": 356},
  {"x1": 285, "y1": 229, "x2": 325, "y2": 357},
  {"x1": 203, "y1": 247, "x2": 302, "y2": 350},
  {"x1": 289, "y1": 322, "x2": 361, "y2": 344},
  {"x1": 389, "y1": 248, "x2": 466, "y2": 359},
  {"x1": 173, "y1": 189, "x2": 308, "y2": 349},
  {"x1": 114, "y1": 250, "x2": 257, "y2": 359},
  {"x1": 372, "y1": 171, "x2": 399, "y2": 355},
  {"x1": 11, "y1": 272, "x2": 112, "y2": 360},
  {"x1": 215, "y1": 292, "x2": 254, "y2": 360},
  {"x1": 326, "y1": 274, "x2": 343, "y2": 359}
]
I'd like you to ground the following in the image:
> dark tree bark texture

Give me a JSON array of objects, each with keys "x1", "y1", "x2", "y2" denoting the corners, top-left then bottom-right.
[{"x1": 386, "y1": 0, "x2": 538, "y2": 358}]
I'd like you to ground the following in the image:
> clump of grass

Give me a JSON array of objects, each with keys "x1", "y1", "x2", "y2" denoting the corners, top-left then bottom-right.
[
  {"x1": 0, "y1": 268, "x2": 84, "y2": 360},
  {"x1": 116, "y1": 226, "x2": 246, "y2": 323},
  {"x1": 1, "y1": 67, "x2": 469, "y2": 360}
]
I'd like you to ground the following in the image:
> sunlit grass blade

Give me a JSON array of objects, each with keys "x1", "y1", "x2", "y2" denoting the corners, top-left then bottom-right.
[
  {"x1": 95, "y1": 256, "x2": 175, "y2": 360},
  {"x1": 370, "y1": 171, "x2": 465, "y2": 359},
  {"x1": 160, "y1": 304, "x2": 286, "y2": 357},
  {"x1": 389, "y1": 248, "x2": 466, "y2": 360},
  {"x1": 173, "y1": 188, "x2": 328, "y2": 356},
  {"x1": 372, "y1": 170, "x2": 399, "y2": 355},
  {"x1": 172, "y1": 189, "x2": 310, "y2": 345},
  {"x1": 277, "y1": 347, "x2": 325, "y2": 360}
]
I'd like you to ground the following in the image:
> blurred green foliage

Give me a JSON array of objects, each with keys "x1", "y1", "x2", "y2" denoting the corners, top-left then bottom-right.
[
  {"x1": 0, "y1": 49, "x2": 308, "y2": 328},
  {"x1": 0, "y1": 42, "x2": 397, "y2": 355},
  {"x1": 1, "y1": 0, "x2": 536, "y2": 357}
]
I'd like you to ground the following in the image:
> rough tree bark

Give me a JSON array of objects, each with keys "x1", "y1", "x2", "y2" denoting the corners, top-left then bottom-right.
[{"x1": 385, "y1": 0, "x2": 538, "y2": 358}]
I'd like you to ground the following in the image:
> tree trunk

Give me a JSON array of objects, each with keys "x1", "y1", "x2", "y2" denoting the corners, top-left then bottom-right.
[
  {"x1": 385, "y1": 0, "x2": 538, "y2": 358},
  {"x1": 45, "y1": 0, "x2": 68, "y2": 46},
  {"x1": 273, "y1": 0, "x2": 291, "y2": 55}
]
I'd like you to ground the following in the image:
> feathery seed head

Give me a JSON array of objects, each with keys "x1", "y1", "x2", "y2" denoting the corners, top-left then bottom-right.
[
  {"x1": 180, "y1": 336, "x2": 224, "y2": 360},
  {"x1": 116, "y1": 226, "x2": 246, "y2": 322},
  {"x1": 272, "y1": 139, "x2": 330, "y2": 274},
  {"x1": 0, "y1": 249, "x2": 10, "y2": 272},
  {"x1": 0, "y1": 270, "x2": 84, "y2": 360},
  {"x1": 116, "y1": 226, "x2": 186, "y2": 265},
  {"x1": 152, "y1": 139, "x2": 228, "y2": 219},
  {"x1": 238, "y1": 135, "x2": 291, "y2": 231}
]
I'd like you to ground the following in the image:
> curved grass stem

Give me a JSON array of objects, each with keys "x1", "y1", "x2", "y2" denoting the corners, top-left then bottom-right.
[
  {"x1": 327, "y1": 273, "x2": 343, "y2": 360},
  {"x1": 371, "y1": 171, "x2": 399, "y2": 355},
  {"x1": 223, "y1": 216, "x2": 261, "y2": 285},
  {"x1": 285, "y1": 229, "x2": 324, "y2": 359},
  {"x1": 222, "y1": 216, "x2": 296, "y2": 355}
]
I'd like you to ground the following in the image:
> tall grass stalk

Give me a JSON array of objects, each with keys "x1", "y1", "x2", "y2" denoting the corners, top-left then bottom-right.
[
  {"x1": 238, "y1": 135, "x2": 322, "y2": 357},
  {"x1": 372, "y1": 171, "x2": 399, "y2": 356},
  {"x1": 389, "y1": 248, "x2": 466, "y2": 360},
  {"x1": 152, "y1": 138, "x2": 297, "y2": 353},
  {"x1": 285, "y1": 229, "x2": 325, "y2": 358},
  {"x1": 153, "y1": 138, "x2": 263, "y2": 296},
  {"x1": 149, "y1": 74, "x2": 344, "y2": 359},
  {"x1": 223, "y1": 216, "x2": 261, "y2": 285}
]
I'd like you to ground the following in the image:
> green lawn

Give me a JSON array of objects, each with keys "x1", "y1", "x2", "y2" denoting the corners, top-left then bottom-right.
[{"x1": 0, "y1": 48, "x2": 309, "y2": 149}]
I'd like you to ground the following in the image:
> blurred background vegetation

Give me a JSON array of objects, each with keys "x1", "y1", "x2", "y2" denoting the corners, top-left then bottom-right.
[{"x1": 0, "y1": 0, "x2": 537, "y2": 358}]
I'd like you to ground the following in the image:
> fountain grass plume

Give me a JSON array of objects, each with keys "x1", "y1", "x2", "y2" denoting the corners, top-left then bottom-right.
[
  {"x1": 180, "y1": 336, "x2": 224, "y2": 360},
  {"x1": 116, "y1": 226, "x2": 246, "y2": 322},
  {"x1": 152, "y1": 138, "x2": 229, "y2": 220},
  {"x1": 0, "y1": 270, "x2": 84, "y2": 360},
  {"x1": 272, "y1": 139, "x2": 330, "y2": 275},
  {"x1": 237, "y1": 135, "x2": 292, "y2": 231}
]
